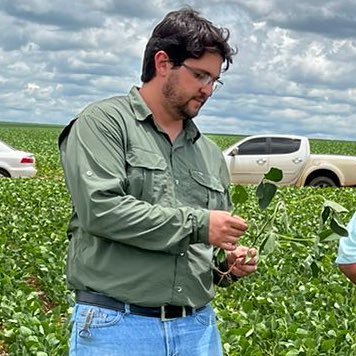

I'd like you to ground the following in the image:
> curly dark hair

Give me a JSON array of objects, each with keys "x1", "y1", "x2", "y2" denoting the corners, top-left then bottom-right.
[{"x1": 140, "y1": 7, "x2": 237, "y2": 82}]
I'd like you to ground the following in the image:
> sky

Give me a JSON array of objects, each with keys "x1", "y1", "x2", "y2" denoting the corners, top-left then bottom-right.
[{"x1": 0, "y1": 0, "x2": 356, "y2": 141}]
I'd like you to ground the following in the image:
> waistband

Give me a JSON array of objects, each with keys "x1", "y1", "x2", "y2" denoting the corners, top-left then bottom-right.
[{"x1": 75, "y1": 291, "x2": 206, "y2": 321}]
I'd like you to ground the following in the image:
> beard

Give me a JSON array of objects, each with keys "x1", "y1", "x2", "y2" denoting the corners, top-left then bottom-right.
[{"x1": 162, "y1": 72, "x2": 205, "y2": 121}]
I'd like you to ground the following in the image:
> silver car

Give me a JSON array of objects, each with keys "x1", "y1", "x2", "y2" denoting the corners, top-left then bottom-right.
[{"x1": 0, "y1": 139, "x2": 37, "y2": 178}]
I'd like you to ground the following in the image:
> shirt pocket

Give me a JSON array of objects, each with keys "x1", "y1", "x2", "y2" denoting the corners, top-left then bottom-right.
[
  {"x1": 189, "y1": 169, "x2": 228, "y2": 210},
  {"x1": 126, "y1": 147, "x2": 170, "y2": 204}
]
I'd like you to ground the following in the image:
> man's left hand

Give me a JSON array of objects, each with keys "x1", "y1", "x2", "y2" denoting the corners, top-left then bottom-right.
[{"x1": 226, "y1": 246, "x2": 258, "y2": 278}]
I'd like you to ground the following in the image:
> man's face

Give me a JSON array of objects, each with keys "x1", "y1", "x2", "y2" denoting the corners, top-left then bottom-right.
[{"x1": 161, "y1": 52, "x2": 223, "y2": 121}]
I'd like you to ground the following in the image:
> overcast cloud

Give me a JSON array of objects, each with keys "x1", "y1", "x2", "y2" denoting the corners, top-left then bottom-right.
[{"x1": 0, "y1": 0, "x2": 355, "y2": 141}]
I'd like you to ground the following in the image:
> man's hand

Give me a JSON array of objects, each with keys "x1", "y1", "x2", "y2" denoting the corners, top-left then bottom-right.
[
  {"x1": 226, "y1": 246, "x2": 258, "y2": 278},
  {"x1": 208, "y1": 211, "x2": 247, "y2": 251}
]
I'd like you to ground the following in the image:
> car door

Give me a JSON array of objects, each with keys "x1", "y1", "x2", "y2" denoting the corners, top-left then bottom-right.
[
  {"x1": 269, "y1": 137, "x2": 309, "y2": 184},
  {"x1": 224, "y1": 137, "x2": 270, "y2": 184}
]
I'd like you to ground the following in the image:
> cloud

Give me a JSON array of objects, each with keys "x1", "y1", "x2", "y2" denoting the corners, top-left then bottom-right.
[
  {"x1": 234, "y1": 0, "x2": 356, "y2": 39},
  {"x1": 0, "y1": 0, "x2": 355, "y2": 141}
]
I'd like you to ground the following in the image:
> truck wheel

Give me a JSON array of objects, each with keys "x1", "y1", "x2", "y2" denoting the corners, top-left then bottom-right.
[
  {"x1": 308, "y1": 176, "x2": 337, "y2": 188},
  {"x1": 0, "y1": 169, "x2": 10, "y2": 178}
]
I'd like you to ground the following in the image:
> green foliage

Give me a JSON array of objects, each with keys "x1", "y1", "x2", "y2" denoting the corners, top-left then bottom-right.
[
  {"x1": 0, "y1": 179, "x2": 72, "y2": 354},
  {"x1": 0, "y1": 123, "x2": 63, "y2": 178},
  {"x1": 214, "y1": 186, "x2": 356, "y2": 355},
  {"x1": 0, "y1": 125, "x2": 355, "y2": 355},
  {"x1": 309, "y1": 138, "x2": 356, "y2": 156}
]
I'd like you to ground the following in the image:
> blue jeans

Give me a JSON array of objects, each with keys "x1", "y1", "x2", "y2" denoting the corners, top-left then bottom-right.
[{"x1": 69, "y1": 303, "x2": 223, "y2": 356}]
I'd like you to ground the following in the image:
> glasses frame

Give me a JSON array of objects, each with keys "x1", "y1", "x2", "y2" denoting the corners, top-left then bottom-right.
[{"x1": 181, "y1": 63, "x2": 224, "y2": 92}]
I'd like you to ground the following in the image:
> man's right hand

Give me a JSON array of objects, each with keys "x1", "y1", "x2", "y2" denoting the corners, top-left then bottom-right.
[{"x1": 208, "y1": 211, "x2": 247, "y2": 251}]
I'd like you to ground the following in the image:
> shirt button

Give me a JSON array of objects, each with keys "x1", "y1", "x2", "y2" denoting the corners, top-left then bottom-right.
[
  {"x1": 86, "y1": 170, "x2": 93, "y2": 176},
  {"x1": 176, "y1": 287, "x2": 182, "y2": 293},
  {"x1": 180, "y1": 253, "x2": 185, "y2": 257}
]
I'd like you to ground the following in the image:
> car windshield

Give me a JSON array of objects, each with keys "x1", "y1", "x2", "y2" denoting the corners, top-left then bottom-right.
[{"x1": 0, "y1": 140, "x2": 15, "y2": 152}]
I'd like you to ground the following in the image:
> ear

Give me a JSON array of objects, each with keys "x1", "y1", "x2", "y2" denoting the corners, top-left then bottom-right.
[{"x1": 154, "y1": 51, "x2": 171, "y2": 77}]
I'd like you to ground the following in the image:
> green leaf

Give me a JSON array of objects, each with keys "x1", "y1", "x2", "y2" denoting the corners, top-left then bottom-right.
[
  {"x1": 321, "y1": 206, "x2": 331, "y2": 224},
  {"x1": 296, "y1": 328, "x2": 309, "y2": 335},
  {"x1": 279, "y1": 209, "x2": 290, "y2": 232},
  {"x1": 256, "y1": 182, "x2": 264, "y2": 199},
  {"x1": 257, "y1": 183, "x2": 277, "y2": 210},
  {"x1": 321, "y1": 339, "x2": 335, "y2": 351},
  {"x1": 323, "y1": 233, "x2": 343, "y2": 242},
  {"x1": 245, "y1": 327, "x2": 254, "y2": 337},
  {"x1": 20, "y1": 326, "x2": 33, "y2": 336},
  {"x1": 259, "y1": 232, "x2": 277, "y2": 255},
  {"x1": 286, "y1": 351, "x2": 300, "y2": 356},
  {"x1": 264, "y1": 167, "x2": 283, "y2": 182},
  {"x1": 323, "y1": 200, "x2": 349, "y2": 214},
  {"x1": 223, "y1": 343, "x2": 231, "y2": 354},
  {"x1": 214, "y1": 248, "x2": 226, "y2": 264},
  {"x1": 319, "y1": 229, "x2": 333, "y2": 241},
  {"x1": 330, "y1": 217, "x2": 349, "y2": 237},
  {"x1": 231, "y1": 185, "x2": 248, "y2": 206},
  {"x1": 309, "y1": 261, "x2": 320, "y2": 277}
]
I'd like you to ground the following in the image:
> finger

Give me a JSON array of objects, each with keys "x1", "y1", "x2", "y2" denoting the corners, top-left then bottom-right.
[
  {"x1": 244, "y1": 257, "x2": 258, "y2": 265},
  {"x1": 231, "y1": 264, "x2": 257, "y2": 276},
  {"x1": 247, "y1": 248, "x2": 257, "y2": 257},
  {"x1": 224, "y1": 228, "x2": 246, "y2": 239},
  {"x1": 230, "y1": 215, "x2": 247, "y2": 224},
  {"x1": 228, "y1": 216, "x2": 248, "y2": 231},
  {"x1": 223, "y1": 234, "x2": 241, "y2": 245},
  {"x1": 234, "y1": 256, "x2": 258, "y2": 267},
  {"x1": 220, "y1": 242, "x2": 236, "y2": 251}
]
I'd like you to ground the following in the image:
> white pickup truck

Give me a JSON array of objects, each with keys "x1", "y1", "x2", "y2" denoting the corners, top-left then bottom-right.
[{"x1": 223, "y1": 134, "x2": 356, "y2": 187}]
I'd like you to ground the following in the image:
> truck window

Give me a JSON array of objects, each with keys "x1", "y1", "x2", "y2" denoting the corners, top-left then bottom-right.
[
  {"x1": 238, "y1": 137, "x2": 268, "y2": 155},
  {"x1": 270, "y1": 138, "x2": 301, "y2": 154}
]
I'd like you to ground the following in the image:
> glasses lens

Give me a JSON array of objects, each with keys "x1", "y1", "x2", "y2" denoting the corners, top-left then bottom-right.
[{"x1": 213, "y1": 80, "x2": 223, "y2": 92}]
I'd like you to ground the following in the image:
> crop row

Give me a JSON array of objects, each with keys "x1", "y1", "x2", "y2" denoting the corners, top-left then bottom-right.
[{"x1": 0, "y1": 123, "x2": 355, "y2": 355}]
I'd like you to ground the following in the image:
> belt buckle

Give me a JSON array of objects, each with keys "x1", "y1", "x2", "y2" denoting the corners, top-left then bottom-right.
[{"x1": 160, "y1": 305, "x2": 186, "y2": 322}]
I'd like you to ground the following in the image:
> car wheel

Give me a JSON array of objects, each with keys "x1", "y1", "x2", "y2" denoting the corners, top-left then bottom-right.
[
  {"x1": 308, "y1": 176, "x2": 337, "y2": 188},
  {"x1": 0, "y1": 169, "x2": 11, "y2": 178}
]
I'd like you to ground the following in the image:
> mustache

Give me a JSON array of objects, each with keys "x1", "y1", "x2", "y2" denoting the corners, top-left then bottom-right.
[{"x1": 192, "y1": 96, "x2": 207, "y2": 105}]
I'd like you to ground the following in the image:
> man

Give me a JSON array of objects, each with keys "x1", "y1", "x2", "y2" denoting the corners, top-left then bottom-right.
[
  {"x1": 59, "y1": 7, "x2": 257, "y2": 355},
  {"x1": 336, "y1": 213, "x2": 356, "y2": 284}
]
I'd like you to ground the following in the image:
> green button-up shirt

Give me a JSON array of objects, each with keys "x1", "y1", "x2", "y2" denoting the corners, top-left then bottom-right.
[{"x1": 59, "y1": 86, "x2": 231, "y2": 308}]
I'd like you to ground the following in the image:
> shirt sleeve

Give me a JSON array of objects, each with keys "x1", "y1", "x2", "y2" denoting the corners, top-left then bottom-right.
[
  {"x1": 59, "y1": 107, "x2": 209, "y2": 255},
  {"x1": 336, "y1": 213, "x2": 356, "y2": 264}
]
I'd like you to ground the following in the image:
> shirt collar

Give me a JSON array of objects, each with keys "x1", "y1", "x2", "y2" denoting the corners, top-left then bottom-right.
[
  {"x1": 129, "y1": 86, "x2": 152, "y2": 121},
  {"x1": 183, "y1": 119, "x2": 201, "y2": 143},
  {"x1": 128, "y1": 86, "x2": 201, "y2": 143}
]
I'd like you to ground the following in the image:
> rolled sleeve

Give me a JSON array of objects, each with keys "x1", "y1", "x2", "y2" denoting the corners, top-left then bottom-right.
[{"x1": 336, "y1": 213, "x2": 356, "y2": 264}]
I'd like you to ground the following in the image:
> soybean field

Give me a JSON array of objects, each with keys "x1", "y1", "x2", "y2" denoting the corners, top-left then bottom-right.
[{"x1": 0, "y1": 123, "x2": 355, "y2": 355}]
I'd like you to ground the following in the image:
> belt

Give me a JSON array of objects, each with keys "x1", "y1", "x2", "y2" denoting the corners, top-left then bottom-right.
[{"x1": 76, "y1": 291, "x2": 205, "y2": 321}]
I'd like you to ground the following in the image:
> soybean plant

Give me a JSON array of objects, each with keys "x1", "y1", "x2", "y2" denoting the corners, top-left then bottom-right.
[{"x1": 214, "y1": 168, "x2": 349, "y2": 284}]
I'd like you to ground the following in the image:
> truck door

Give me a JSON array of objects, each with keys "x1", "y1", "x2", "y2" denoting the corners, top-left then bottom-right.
[
  {"x1": 269, "y1": 137, "x2": 309, "y2": 184},
  {"x1": 225, "y1": 137, "x2": 270, "y2": 184}
]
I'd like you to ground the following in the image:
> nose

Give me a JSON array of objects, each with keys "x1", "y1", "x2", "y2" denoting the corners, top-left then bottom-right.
[{"x1": 200, "y1": 82, "x2": 214, "y2": 97}]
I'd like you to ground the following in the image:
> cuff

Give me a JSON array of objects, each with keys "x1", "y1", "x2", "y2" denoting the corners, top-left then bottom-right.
[{"x1": 189, "y1": 210, "x2": 209, "y2": 245}]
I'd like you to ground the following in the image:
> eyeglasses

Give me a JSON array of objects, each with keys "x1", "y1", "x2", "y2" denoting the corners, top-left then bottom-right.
[{"x1": 181, "y1": 63, "x2": 223, "y2": 92}]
